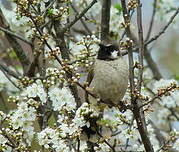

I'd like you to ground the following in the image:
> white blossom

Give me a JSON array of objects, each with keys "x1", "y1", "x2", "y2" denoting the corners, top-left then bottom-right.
[
  {"x1": 103, "y1": 108, "x2": 132, "y2": 126},
  {"x1": 69, "y1": 102, "x2": 99, "y2": 136},
  {"x1": 152, "y1": 79, "x2": 179, "y2": 108},
  {"x1": 37, "y1": 127, "x2": 70, "y2": 151},
  {"x1": 10, "y1": 102, "x2": 36, "y2": 146},
  {"x1": 48, "y1": 86, "x2": 76, "y2": 111},
  {"x1": 160, "y1": 95, "x2": 176, "y2": 108},
  {"x1": 59, "y1": 123, "x2": 71, "y2": 138},
  {"x1": 22, "y1": 80, "x2": 47, "y2": 104},
  {"x1": 152, "y1": 79, "x2": 177, "y2": 93},
  {"x1": 71, "y1": 34, "x2": 100, "y2": 56}
]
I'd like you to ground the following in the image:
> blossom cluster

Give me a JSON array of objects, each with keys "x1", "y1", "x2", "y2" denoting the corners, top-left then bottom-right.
[
  {"x1": 37, "y1": 127, "x2": 71, "y2": 152},
  {"x1": 1, "y1": 0, "x2": 179, "y2": 151},
  {"x1": 71, "y1": 35, "x2": 100, "y2": 69},
  {"x1": 0, "y1": 101, "x2": 36, "y2": 151}
]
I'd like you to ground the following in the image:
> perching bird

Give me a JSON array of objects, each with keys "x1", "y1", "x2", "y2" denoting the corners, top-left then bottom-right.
[
  {"x1": 87, "y1": 43, "x2": 129, "y2": 107},
  {"x1": 82, "y1": 43, "x2": 129, "y2": 144}
]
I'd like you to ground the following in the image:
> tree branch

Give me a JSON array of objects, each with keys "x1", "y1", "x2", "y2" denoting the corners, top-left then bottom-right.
[
  {"x1": 100, "y1": 0, "x2": 111, "y2": 41},
  {"x1": 0, "y1": 26, "x2": 32, "y2": 46},
  {"x1": 0, "y1": 62, "x2": 20, "y2": 80},
  {"x1": 140, "y1": 83, "x2": 177, "y2": 108},
  {"x1": 121, "y1": 0, "x2": 154, "y2": 151},
  {"x1": 146, "y1": 7, "x2": 179, "y2": 46},
  {"x1": 121, "y1": 0, "x2": 135, "y2": 98},
  {"x1": 0, "y1": 66, "x2": 21, "y2": 90},
  {"x1": 136, "y1": 1, "x2": 144, "y2": 92},
  {"x1": 134, "y1": 1, "x2": 154, "y2": 151},
  {"x1": 62, "y1": 0, "x2": 97, "y2": 33},
  {"x1": 42, "y1": 0, "x2": 57, "y2": 17},
  {"x1": 144, "y1": 47, "x2": 162, "y2": 80},
  {"x1": 70, "y1": 4, "x2": 92, "y2": 35}
]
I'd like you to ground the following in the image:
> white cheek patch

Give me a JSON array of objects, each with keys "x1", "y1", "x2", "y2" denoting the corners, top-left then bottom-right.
[{"x1": 111, "y1": 50, "x2": 118, "y2": 59}]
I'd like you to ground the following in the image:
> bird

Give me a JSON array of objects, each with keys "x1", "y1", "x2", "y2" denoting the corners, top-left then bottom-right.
[
  {"x1": 86, "y1": 43, "x2": 129, "y2": 107},
  {"x1": 81, "y1": 43, "x2": 129, "y2": 146}
]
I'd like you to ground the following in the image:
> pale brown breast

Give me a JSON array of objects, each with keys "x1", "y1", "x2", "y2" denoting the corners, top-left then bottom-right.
[{"x1": 89, "y1": 57, "x2": 129, "y2": 105}]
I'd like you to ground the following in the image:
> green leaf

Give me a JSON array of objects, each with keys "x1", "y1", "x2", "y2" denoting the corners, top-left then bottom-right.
[
  {"x1": 47, "y1": 9, "x2": 54, "y2": 16},
  {"x1": 114, "y1": 3, "x2": 122, "y2": 13}
]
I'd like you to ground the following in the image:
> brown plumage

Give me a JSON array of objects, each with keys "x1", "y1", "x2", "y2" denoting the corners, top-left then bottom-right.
[
  {"x1": 82, "y1": 43, "x2": 129, "y2": 143},
  {"x1": 87, "y1": 43, "x2": 129, "y2": 106}
]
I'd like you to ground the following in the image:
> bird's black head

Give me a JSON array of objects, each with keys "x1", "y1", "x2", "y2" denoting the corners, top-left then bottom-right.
[{"x1": 97, "y1": 43, "x2": 120, "y2": 60}]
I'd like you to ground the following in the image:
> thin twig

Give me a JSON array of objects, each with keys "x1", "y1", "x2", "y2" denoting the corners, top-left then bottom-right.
[
  {"x1": 0, "y1": 67, "x2": 21, "y2": 90},
  {"x1": 70, "y1": 4, "x2": 92, "y2": 35},
  {"x1": 77, "y1": 138, "x2": 80, "y2": 152},
  {"x1": 120, "y1": 0, "x2": 135, "y2": 98},
  {"x1": 136, "y1": 5, "x2": 147, "y2": 150},
  {"x1": 121, "y1": 0, "x2": 154, "y2": 151},
  {"x1": 125, "y1": 116, "x2": 134, "y2": 150},
  {"x1": 42, "y1": 0, "x2": 56, "y2": 17},
  {"x1": 0, "y1": 62, "x2": 20, "y2": 79},
  {"x1": 119, "y1": 9, "x2": 135, "y2": 43},
  {"x1": 62, "y1": 0, "x2": 97, "y2": 33},
  {"x1": 145, "y1": 0, "x2": 157, "y2": 41},
  {"x1": 95, "y1": 129, "x2": 116, "y2": 152},
  {"x1": 140, "y1": 84, "x2": 178, "y2": 108},
  {"x1": 136, "y1": 1, "x2": 144, "y2": 92},
  {"x1": 134, "y1": 7, "x2": 179, "y2": 80},
  {"x1": 144, "y1": 47, "x2": 162, "y2": 80},
  {"x1": 0, "y1": 127, "x2": 17, "y2": 149},
  {"x1": 0, "y1": 27, "x2": 33, "y2": 46},
  {"x1": 156, "y1": 139, "x2": 171, "y2": 152},
  {"x1": 146, "y1": 7, "x2": 179, "y2": 46}
]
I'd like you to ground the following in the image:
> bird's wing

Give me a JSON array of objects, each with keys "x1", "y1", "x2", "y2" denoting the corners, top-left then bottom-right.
[{"x1": 85, "y1": 65, "x2": 94, "y2": 103}]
